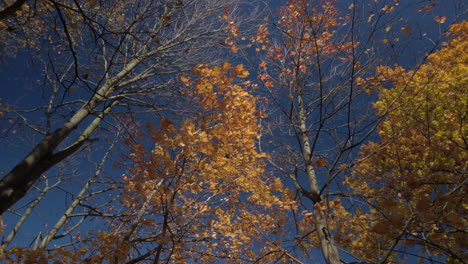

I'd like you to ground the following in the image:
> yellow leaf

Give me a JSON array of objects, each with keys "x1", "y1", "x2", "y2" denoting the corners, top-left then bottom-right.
[
  {"x1": 338, "y1": 164, "x2": 349, "y2": 172},
  {"x1": 233, "y1": 64, "x2": 249, "y2": 78},
  {"x1": 180, "y1": 74, "x2": 191, "y2": 86}
]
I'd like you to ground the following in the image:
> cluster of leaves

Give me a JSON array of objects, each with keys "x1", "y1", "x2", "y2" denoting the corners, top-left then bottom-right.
[
  {"x1": 0, "y1": 0, "x2": 130, "y2": 57},
  {"x1": 248, "y1": 0, "x2": 467, "y2": 262},
  {"x1": 0, "y1": 0, "x2": 48, "y2": 55},
  {"x1": 112, "y1": 64, "x2": 295, "y2": 262},
  {"x1": 255, "y1": 0, "x2": 356, "y2": 90},
  {"x1": 342, "y1": 21, "x2": 467, "y2": 263},
  {"x1": 4, "y1": 64, "x2": 296, "y2": 263},
  {"x1": 0, "y1": 0, "x2": 466, "y2": 263}
]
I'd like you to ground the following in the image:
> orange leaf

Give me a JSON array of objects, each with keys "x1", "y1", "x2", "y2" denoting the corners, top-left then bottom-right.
[
  {"x1": 231, "y1": 45, "x2": 239, "y2": 53},
  {"x1": 180, "y1": 74, "x2": 191, "y2": 86},
  {"x1": 221, "y1": 62, "x2": 231, "y2": 71},
  {"x1": 400, "y1": 24, "x2": 412, "y2": 34},
  {"x1": 233, "y1": 64, "x2": 249, "y2": 78},
  {"x1": 424, "y1": 5, "x2": 433, "y2": 11},
  {"x1": 434, "y1": 16, "x2": 447, "y2": 24}
]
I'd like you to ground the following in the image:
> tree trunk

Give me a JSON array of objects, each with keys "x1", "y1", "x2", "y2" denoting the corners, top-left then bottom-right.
[
  {"x1": 0, "y1": 105, "x2": 92, "y2": 214},
  {"x1": 0, "y1": 53, "x2": 144, "y2": 214},
  {"x1": 298, "y1": 92, "x2": 341, "y2": 264}
]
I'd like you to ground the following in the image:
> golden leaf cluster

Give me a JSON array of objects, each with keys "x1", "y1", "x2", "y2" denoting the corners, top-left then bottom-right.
[
  {"x1": 342, "y1": 21, "x2": 467, "y2": 263},
  {"x1": 90, "y1": 64, "x2": 294, "y2": 262}
]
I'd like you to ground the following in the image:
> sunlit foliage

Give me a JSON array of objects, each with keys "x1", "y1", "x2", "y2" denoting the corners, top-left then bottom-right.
[{"x1": 344, "y1": 21, "x2": 467, "y2": 263}]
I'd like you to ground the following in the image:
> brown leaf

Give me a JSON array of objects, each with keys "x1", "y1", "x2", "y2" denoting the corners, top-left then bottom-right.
[
  {"x1": 415, "y1": 197, "x2": 430, "y2": 213},
  {"x1": 160, "y1": 119, "x2": 173, "y2": 130},
  {"x1": 316, "y1": 159, "x2": 327, "y2": 168},
  {"x1": 390, "y1": 214, "x2": 405, "y2": 227},
  {"x1": 371, "y1": 221, "x2": 390, "y2": 234},
  {"x1": 382, "y1": 197, "x2": 396, "y2": 208}
]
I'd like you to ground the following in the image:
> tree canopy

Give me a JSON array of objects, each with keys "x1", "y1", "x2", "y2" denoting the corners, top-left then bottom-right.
[
  {"x1": 345, "y1": 21, "x2": 467, "y2": 263},
  {"x1": 0, "y1": 0, "x2": 466, "y2": 263}
]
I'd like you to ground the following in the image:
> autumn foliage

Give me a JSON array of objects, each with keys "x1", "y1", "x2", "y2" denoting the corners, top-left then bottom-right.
[
  {"x1": 343, "y1": 21, "x2": 467, "y2": 263},
  {"x1": 1, "y1": 0, "x2": 467, "y2": 263},
  {"x1": 0, "y1": 0, "x2": 129, "y2": 57},
  {"x1": 3, "y1": 64, "x2": 296, "y2": 263},
  {"x1": 107, "y1": 64, "x2": 295, "y2": 262}
]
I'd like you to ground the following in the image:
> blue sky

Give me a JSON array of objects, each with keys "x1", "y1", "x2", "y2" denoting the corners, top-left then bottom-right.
[{"x1": 0, "y1": 0, "x2": 466, "y2": 262}]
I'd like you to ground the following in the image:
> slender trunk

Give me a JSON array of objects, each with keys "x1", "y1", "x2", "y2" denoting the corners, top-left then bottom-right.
[{"x1": 297, "y1": 92, "x2": 341, "y2": 264}]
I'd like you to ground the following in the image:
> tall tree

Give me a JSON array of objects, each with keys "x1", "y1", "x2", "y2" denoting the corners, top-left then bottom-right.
[
  {"x1": 343, "y1": 21, "x2": 467, "y2": 263},
  {"x1": 1, "y1": 0, "x2": 466, "y2": 263},
  {"x1": 0, "y1": 0, "x2": 253, "y2": 214},
  {"x1": 248, "y1": 0, "x2": 466, "y2": 263},
  {"x1": 252, "y1": 0, "x2": 368, "y2": 262},
  {"x1": 3, "y1": 64, "x2": 296, "y2": 263}
]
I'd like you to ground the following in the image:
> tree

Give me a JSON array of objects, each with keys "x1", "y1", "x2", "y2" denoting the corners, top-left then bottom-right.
[
  {"x1": 1, "y1": 0, "x2": 466, "y2": 263},
  {"x1": 0, "y1": 0, "x2": 253, "y2": 214},
  {"x1": 3, "y1": 63, "x2": 297, "y2": 263},
  {"x1": 343, "y1": 21, "x2": 467, "y2": 263},
  {"x1": 251, "y1": 0, "x2": 372, "y2": 262},
  {"x1": 247, "y1": 0, "x2": 466, "y2": 263}
]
